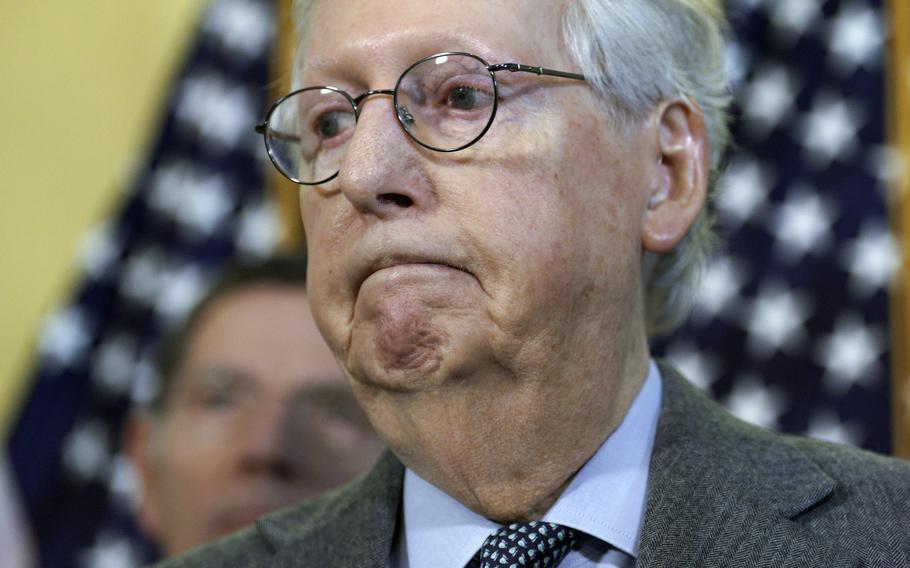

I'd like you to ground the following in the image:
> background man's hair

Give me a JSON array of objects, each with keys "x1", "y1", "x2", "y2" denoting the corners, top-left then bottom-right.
[
  {"x1": 291, "y1": 0, "x2": 732, "y2": 336},
  {"x1": 149, "y1": 251, "x2": 309, "y2": 413}
]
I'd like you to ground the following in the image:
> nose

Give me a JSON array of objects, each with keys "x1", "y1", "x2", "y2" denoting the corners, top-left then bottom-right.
[{"x1": 335, "y1": 93, "x2": 435, "y2": 217}]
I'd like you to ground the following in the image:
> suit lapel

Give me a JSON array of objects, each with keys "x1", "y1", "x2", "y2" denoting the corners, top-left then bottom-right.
[
  {"x1": 253, "y1": 450, "x2": 404, "y2": 567},
  {"x1": 636, "y1": 364, "x2": 861, "y2": 567}
]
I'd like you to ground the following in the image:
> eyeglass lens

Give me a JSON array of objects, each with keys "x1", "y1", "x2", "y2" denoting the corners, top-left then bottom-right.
[{"x1": 263, "y1": 53, "x2": 497, "y2": 185}]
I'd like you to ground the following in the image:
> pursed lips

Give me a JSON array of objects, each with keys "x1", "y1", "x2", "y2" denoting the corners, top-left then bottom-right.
[{"x1": 356, "y1": 254, "x2": 472, "y2": 292}]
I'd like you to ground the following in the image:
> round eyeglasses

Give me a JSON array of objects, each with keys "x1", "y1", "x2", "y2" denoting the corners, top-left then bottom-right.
[{"x1": 255, "y1": 51, "x2": 586, "y2": 185}]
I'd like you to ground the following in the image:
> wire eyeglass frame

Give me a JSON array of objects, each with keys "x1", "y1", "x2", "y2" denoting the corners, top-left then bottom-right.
[{"x1": 254, "y1": 51, "x2": 587, "y2": 185}]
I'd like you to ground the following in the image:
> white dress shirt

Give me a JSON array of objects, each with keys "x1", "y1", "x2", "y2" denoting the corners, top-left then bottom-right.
[{"x1": 388, "y1": 360, "x2": 663, "y2": 568}]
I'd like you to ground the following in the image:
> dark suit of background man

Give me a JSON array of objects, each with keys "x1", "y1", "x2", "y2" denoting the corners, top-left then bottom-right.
[{"x1": 158, "y1": 0, "x2": 910, "y2": 566}]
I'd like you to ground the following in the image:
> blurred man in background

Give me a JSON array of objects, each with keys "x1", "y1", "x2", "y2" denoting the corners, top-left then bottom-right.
[{"x1": 126, "y1": 254, "x2": 384, "y2": 557}]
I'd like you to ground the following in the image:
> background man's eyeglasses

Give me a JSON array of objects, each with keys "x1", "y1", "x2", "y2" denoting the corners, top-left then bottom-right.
[{"x1": 254, "y1": 51, "x2": 586, "y2": 186}]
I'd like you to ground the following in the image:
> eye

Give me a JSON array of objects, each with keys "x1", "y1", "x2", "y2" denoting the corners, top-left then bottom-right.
[
  {"x1": 202, "y1": 387, "x2": 240, "y2": 409},
  {"x1": 313, "y1": 110, "x2": 350, "y2": 139},
  {"x1": 180, "y1": 368, "x2": 252, "y2": 411},
  {"x1": 445, "y1": 85, "x2": 493, "y2": 111}
]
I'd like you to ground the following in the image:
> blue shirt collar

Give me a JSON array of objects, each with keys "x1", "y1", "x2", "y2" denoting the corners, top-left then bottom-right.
[{"x1": 397, "y1": 360, "x2": 663, "y2": 568}]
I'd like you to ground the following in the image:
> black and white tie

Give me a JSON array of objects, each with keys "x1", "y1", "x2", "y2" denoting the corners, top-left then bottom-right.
[{"x1": 470, "y1": 521, "x2": 578, "y2": 568}]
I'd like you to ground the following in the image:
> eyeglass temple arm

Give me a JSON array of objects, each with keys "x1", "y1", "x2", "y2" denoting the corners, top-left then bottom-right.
[
  {"x1": 254, "y1": 121, "x2": 301, "y2": 143},
  {"x1": 488, "y1": 63, "x2": 586, "y2": 82}
]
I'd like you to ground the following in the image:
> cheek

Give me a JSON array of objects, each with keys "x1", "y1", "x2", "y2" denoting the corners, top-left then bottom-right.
[
  {"x1": 151, "y1": 440, "x2": 212, "y2": 543},
  {"x1": 303, "y1": 197, "x2": 353, "y2": 273},
  {"x1": 159, "y1": 416, "x2": 231, "y2": 494},
  {"x1": 468, "y1": 117, "x2": 645, "y2": 325},
  {"x1": 302, "y1": 199, "x2": 358, "y2": 350}
]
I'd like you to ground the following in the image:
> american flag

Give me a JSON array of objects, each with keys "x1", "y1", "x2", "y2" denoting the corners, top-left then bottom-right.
[
  {"x1": 654, "y1": 0, "x2": 896, "y2": 454},
  {"x1": 3, "y1": 0, "x2": 899, "y2": 567},
  {"x1": 6, "y1": 0, "x2": 278, "y2": 566}
]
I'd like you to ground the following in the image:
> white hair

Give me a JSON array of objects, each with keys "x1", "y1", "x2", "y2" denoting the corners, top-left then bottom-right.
[{"x1": 292, "y1": 0, "x2": 731, "y2": 336}]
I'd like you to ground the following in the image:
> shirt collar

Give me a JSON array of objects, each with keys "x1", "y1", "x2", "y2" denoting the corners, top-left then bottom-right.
[
  {"x1": 542, "y1": 359, "x2": 661, "y2": 556},
  {"x1": 399, "y1": 360, "x2": 663, "y2": 568}
]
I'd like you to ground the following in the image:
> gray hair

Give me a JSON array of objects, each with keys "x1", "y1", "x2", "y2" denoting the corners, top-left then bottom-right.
[{"x1": 292, "y1": 0, "x2": 731, "y2": 336}]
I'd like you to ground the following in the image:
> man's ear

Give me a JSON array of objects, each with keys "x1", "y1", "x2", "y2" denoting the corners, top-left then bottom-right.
[
  {"x1": 641, "y1": 97, "x2": 709, "y2": 253},
  {"x1": 123, "y1": 412, "x2": 163, "y2": 541}
]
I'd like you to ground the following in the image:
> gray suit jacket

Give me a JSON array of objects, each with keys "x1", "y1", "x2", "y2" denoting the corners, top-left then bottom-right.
[{"x1": 156, "y1": 365, "x2": 910, "y2": 567}]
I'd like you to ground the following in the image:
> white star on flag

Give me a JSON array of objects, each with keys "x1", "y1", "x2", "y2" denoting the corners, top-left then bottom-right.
[
  {"x1": 769, "y1": 185, "x2": 836, "y2": 262},
  {"x1": 175, "y1": 173, "x2": 232, "y2": 235},
  {"x1": 155, "y1": 264, "x2": 210, "y2": 321},
  {"x1": 120, "y1": 248, "x2": 168, "y2": 306},
  {"x1": 826, "y1": 3, "x2": 883, "y2": 75},
  {"x1": 716, "y1": 157, "x2": 773, "y2": 228},
  {"x1": 745, "y1": 283, "x2": 812, "y2": 358},
  {"x1": 840, "y1": 222, "x2": 899, "y2": 298},
  {"x1": 149, "y1": 161, "x2": 202, "y2": 215},
  {"x1": 865, "y1": 144, "x2": 907, "y2": 186},
  {"x1": 724, "y1": 376, "x2": 787, "y2": 428},
  {"x1": 81, "y1": 532, "x2": 140, "y2": 568},
  {"x1": 806, "y1": 410, "x2": 864, "y2": 446},
  {"x1": 63, "y1": 421, "x2": 110, "y2": 483},
  {"x1": 92, "y1": 334, "x2": 139, "y2": 397},
  {"x1": 150, "y1": 162, "x2": 231, "y2": 235},
  {"x1": 815, "y1": 314, "x2": 885, "y2": 394},
  {"x1": 694, "y1": 255, "x2": 749, "y2": 321},
  {"x1": 742, "y1": 65, "x2": 798, "y2": 136},
  {"x1": 725, "y1": 42, "x2": 753, "y2": 88},
  {"x1": 665, "y1": 343, "x2": 720, "y2": 391},
  {"x1": 236, "y1": 199, "x2": 280, "y2": 257},
  {"x1": 798, "y1": 93, "x2": 863, "y2": 168},
  {"x1": 79, "y1": 222, "x2": 121, "y2": 280},
  {"x1": 176, "y1": 73, "x2": 258, "y2": 153},
  {"x1": 204, "y1": 0, "x2": 274, "y2": 60},
  {"x1": 107, "y1": 454, "x2": 140, "y2": 509},
  {"x1": 38, "y1": 307, "x2": 92, "y2": 369},
  {"x1": 769, "y1": 0, "x2": 821, "y2": 42}
]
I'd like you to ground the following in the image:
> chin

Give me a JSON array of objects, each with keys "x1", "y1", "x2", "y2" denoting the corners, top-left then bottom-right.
[
  {"x1": 345, "y1": 311, "x2": 461, "y2": 393},
  {"x1": 348, "y1": 345, "x2": 448, "y2": 394}
]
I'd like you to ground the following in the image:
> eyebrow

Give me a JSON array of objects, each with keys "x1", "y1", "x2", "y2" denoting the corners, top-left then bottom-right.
[
  {"x1": 181, "y1": 365, "x2": 247, "y2": 384},
  {"x1": 180, "y1": 366, "x2": 354, "y2": 401}
]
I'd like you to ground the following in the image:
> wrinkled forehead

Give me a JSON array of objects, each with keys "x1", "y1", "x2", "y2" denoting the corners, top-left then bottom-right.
[{"x1": 298, "y1": 0, "x2": 570, "y2": 80}]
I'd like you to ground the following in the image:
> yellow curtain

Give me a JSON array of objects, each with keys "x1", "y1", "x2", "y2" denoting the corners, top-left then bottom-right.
[
  {"x1": 271, "y1": 0, "x2": 307, "y2": 250},
  {"x1": 0, "y1": 1, "x2": 206, "y2": 438},
  {"x1": 888, "y1": 0, "x2": 910, "y2": 458}
]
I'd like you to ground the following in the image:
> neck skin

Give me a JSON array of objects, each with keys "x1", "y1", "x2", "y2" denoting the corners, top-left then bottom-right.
[{"x1": 354, "y1": 318, "x2": 651, "y2": 523}]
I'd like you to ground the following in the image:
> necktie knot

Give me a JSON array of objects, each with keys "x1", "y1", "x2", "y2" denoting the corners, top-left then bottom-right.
[{"x1": 474, "y1": 521, "x2": 578, "y2": 568}]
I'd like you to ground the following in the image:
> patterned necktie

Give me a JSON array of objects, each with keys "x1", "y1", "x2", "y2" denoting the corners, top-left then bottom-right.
[{"x1": 470, "y1": 521, "x2": 578, "y2": 568}]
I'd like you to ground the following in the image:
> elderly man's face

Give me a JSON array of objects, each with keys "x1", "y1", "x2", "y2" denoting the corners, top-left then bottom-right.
[
  {"x1": 300, "y1": 0, "x2": 664, "y2": 519},
  {"x1": 129, "y1": 285, "x2": 384, "y2": 555}
]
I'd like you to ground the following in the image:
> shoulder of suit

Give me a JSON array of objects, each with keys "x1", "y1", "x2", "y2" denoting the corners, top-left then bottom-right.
[
  {"x1": 652, "y1": 362, "x2": 910, "y2": 561},
  {"x1": 150, "y1": 524, "x2": 272, "y2": 568},
  {"x1": 785, "y1": 432, "x2": 910, "y2": 503},
  {"x1": 658, "y1": 360, "x2": 910, "y2": 483}
]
